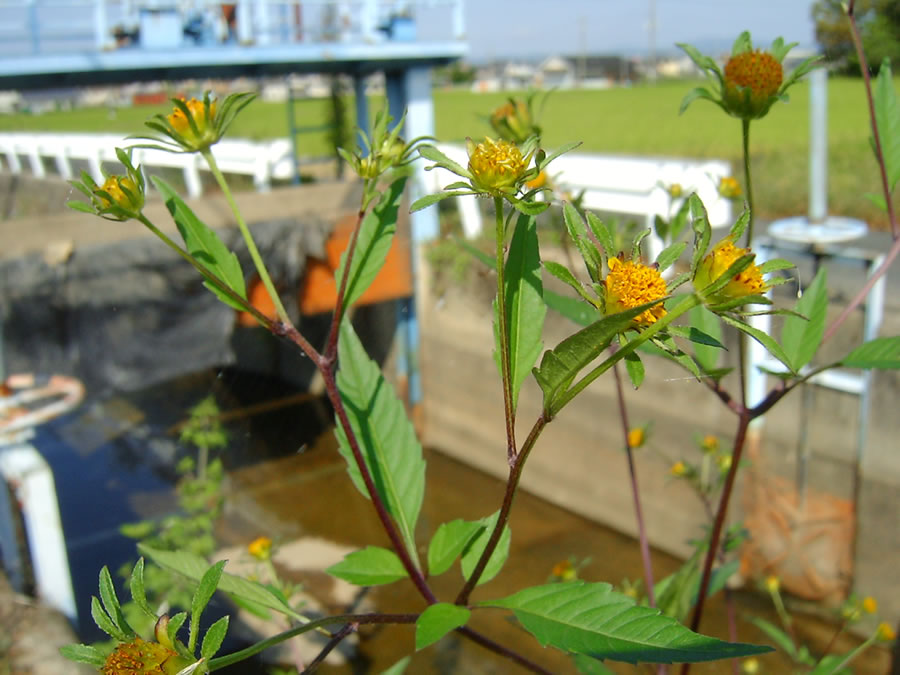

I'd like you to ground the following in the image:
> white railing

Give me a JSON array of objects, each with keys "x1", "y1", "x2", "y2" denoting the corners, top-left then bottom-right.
[
  {"x1": 427, "y1": 143, "x2": 734, "y2": 260},
  {"x1": 0, "y1": 132, "x2": 295, "y2": 197}
]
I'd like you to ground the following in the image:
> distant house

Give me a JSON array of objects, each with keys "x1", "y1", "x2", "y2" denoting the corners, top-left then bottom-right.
[
  {"x1": 502, "y1": 62, "x2": 536, "y2": 90},
  {"x1": 536, "y1": 56, "x2": 574, "y2": 89},
  {"x1": 569, "y1": 55, "x2": 641, "y2": 86}
]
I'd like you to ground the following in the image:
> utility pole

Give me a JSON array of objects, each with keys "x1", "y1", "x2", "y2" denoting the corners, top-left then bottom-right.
[{"x1": 647, "y1": 0, "x2": 657, "y2": 84}]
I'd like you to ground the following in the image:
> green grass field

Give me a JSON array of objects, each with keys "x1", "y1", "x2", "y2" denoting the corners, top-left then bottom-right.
[{"x1": 0, "y1": 79, "x2": 894, "y2": 227}]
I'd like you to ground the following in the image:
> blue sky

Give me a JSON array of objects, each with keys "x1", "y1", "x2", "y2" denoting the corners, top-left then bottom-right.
[{"x1": 461, "y1": 0, "x2": 817, "y2": 62}]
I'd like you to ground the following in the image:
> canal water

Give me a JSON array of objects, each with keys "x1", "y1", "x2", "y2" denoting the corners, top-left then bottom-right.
[{"x1": 30, "y1": 366, "x2": 891, "y2": 673}]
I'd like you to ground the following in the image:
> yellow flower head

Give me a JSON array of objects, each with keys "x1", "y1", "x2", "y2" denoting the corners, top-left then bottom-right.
[
  {"x1": 95, "y1": 175, "x2": 143, "y2": 214},
  {"x1": 764, "y1": 575, "x2": 780, "y2": 594},
  {"x1": 627, "y1": 427, "x2": 645, "y2": 449},
  {"x1": 718, "y1": 176, "x2": 743, "y2": 200},
  {"x1": 248, "y1": 536, "x2": 273, "y2": 561},
  {"x1": 667, "y1": 183, "x2": 684, "y2": 199},
  {"x1": 102, "y1": 637, "x2": 191, "y2": 675},
  {"x1": 877, "y1": 621, "x2": 896, "y2": 642},
  {"x1": 724, "y1": 50, "x2": 783, "y2": 119},
  {"x1": 165, "y1": 96, "x2": 219, "y2": 151},
  {"x1": 717, "y1": 454, "x2": 732, "y2": 474},
  {"x1": 701, "y1": 434, "x2": 719, "y2": 453},
  {"x1": 862, "y1": 596, "x2": 878, "y2": 614},
  {"x1": 603, "y1": 256, "x2": 668, "y2": 326},
  {"x1": 670, "y1": 461, "x2": 687, "y2": 477},
  {"x1": 741, "y1": 657, "x2": 760, "y2": 674},
  {"x1": 490, "y1": 99, "x2": 538, "y2": 144},
  {"x1": 551, "y1": 559, "x2": 577, "y2": 581},
  {"x1": 694, "y1": 237, "x2": 768, "y2": 305},
  {"x1": 467, "y1": 137, "x2": 529, "y2": 195}
]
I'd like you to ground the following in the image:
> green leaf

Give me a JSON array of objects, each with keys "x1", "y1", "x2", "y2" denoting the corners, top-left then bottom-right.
[
  {"x1": 410, "y1": 191, "x2": 458, "y2": 212},
  {"x1": 512, "y1": 198, "x2": 550, "y2": 216},
  {"x1": 419, "y1": 144, "x2": 470, "y2": 178},
  {"x1": 59, "y1": 644, "x2": 106, "y2": 667},
  {"x1": 538, "y1": 141, "x2": 582, "y2": 171},
  {"x1": 152, "y1": 176, "x2": 247, "y2": 311},
  {"x1": 67, "y1": 200, "x2": 96, "y2": 214},
  {"x1": 669, "y1": 198, "x2": 691, "y2": 241},
  {"x1": 585, "y1": 212, "x2": 615, "y2": 261},
  {"x1": 543, "y1": 289, "x2": 601, "y2": 327},
  {"x1": 428, "y1": 519, "x2": 484, "y2": 576},
  {"x1": 695, "y1": 560, "x2": 740, "y2": 606},
  {"x1": 678, "y1": 87, "x2": 722, "y2": 115},
  {"x1": 573, "y1": 653, "x2": 617, "y2": 674},
  {"x1": 483, "y1": 581, "x2": 772, "y2": 664},
  {"x1": 656, "y1": 242, "x2": 686, "y2": 273},
  {"x1": 380, "y1": 656, "x2": 412, "y2": 675},
  {"x1": 841, "y1": 336, "x2": 900, "y2": 369},
  {"x1": 620, "y1": 334, "x2": 645, "y2": 389},
  {"x1": 200, "y1": 616, "x2": 229, "y2": 661},
  {"x1": 99, "y1": 565, "x2": 134, "y2": 638},
  {"x1": 721, "y1": 315, "x2": 795, "y2": 373},
  {"x1": 91, "y1": 595, "x2": 127, "y2": 641},
  {"x1": 810, "y1": 651, "x2": 856, "y2": 675},
  {"x1": 781, "y1": 267, "x2": 827, "y2": 371},
  {"x1": 688, "y1": 305, "x2": 723, "y2": 372},
  {"x1": 654, "y1": 551, "x2": 701, "y2": 622},
  {"x1": 190, "y1": 560, "x2": 226, "y2": 653},
  {"x1": 168, "y1": 611, "x2": 188, "y2": 645},
  {"x1": 747, "y1": 617, "x2": 797, "y2": 658},
  {"x1": 543, "y1": 261, "x2": 594, "y2": 305},
  {"x1": 415, "y1": 603, "x2": 471, "y2": 651},
  {"x1": 729, "y1": 210, "x2": 750, "y2": 241},
  {"x1": 326, "y1": 546, "x2": 407, "y2": 586},
  {"x1": 460, "y1": 511, "x2": 511, "y2": 586},
  {"x1": 335, "y1": 320, "x2": 426, "y2": 563},
  {"x1": 138, "y1": 546, "x2": 303, "y2": 621},
  {"x1": 689, "y1": 195, "x2": 711, "y2": 275},
  {"x1": 335, "y1": 176, "x2": 407, "y2": 313},
  {"x1": 533, "y1": 301, "x2": 664, "y2": 411},
  {"x1": 873, "y1": 58, "x2": 900, "y2": 191},
  {"x1": 565, "y1": 202, "x2": 604, "y2": 282},
  {"x1": 129, "y1": 558, "x2": 155, "y2": 619},
  {"x1": 500, "y1": 213, "x2": 546, "y2": 410}
]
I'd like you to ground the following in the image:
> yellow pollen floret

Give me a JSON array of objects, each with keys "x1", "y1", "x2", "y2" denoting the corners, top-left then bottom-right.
[
  {"x1": 167, "y1": 97, "x2": 217, "y2": 139},
  {"x1": 468, "y1": 138, "x2": 527, "y2": 193},
  {"x1": 725, "y1": 50, "x2": 783, "y2": 99},
  {"x1": 695, "y1": 238, "x2": 768, "y2": 303},
  {"x1": 862, "y1": 596, "x2": 878, "y2": 614},
  {"x1": 604, "y1": 257, "x2": 667, "y2": 326}
]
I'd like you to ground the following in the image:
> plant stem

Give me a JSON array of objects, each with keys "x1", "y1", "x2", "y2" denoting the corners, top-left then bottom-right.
[
  {"x1": 457, "y1": 626, "x2": 554, "y2": 675},
  {"x1": 202, "y1": 148, "x2": 292, "y2": 325},
  {"x1": 493, "y1": 196, "x2": 518, "y2": 462},
  {"x1": 612, "y1": 358, "x2": 656, "y2": 607},
  {"x1": 741, "y1": 119, "x2": 754, "y2": 247},
  {"x1": 455, "y1": 413, "x2": 548, "y2": 604},
  {"x1": 136, "y1": 214, "x2": 272, "y2": 328},
  {"x1": 301, "y1": 622, "x2": 357, "y2": 674},
  {"x1": 681, "y1": 412, "x2": 751, "y2": 675},
  {"x1": 207, "y1": 613, "x2": 417, "y2": 671},
  {"x1": 324, "y1": 198, "x2": 369, "y2": 362}
]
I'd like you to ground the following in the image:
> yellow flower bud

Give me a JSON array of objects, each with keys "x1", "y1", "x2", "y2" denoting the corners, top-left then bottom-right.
[
  {"x1": 95, "y1": 175, "x2": 143, "y2": 215},
  {"x1": 467, "y1": 137, "x2": 529, "y2": 195},
  {"x1": 551, "y1": 559, "x2": 576, "y2": 581},
  {"x1": 526, "y1": 169, "x2": 548, "y2": 191},
  {"x1": 701, "y1": 435, "x2": 719, "y2": 453},
  {"x1": 248, "y1": 536, "x2": 273, "y2": 561},
  {"x1": 723, "y1": 50, "x2": 784, "y2": 120},
  {"x1": 877, "y1": 621, "x2": 896, "y2": 642},
  {"x1": 718, "y1": 176, "x2": 743, "y2": 200},
  {"x1": 490, "y1": 99, "x2": 536, "y2": 144},
  {"x1": 670, "y1": 461, "x2": 687, "y2": 477},
  {"x1": 667, "y1": 183, "x2": 684, "y2": 199},
  {"x1": 167, "y1": 97, "x2": 219, "y2": 151},
  {"x1": 694, "y1": 237, "x2": 768, "y2": 305},
  {"x1": 862, "y1": 596, "x2": 878, "y2": 614},
  {"x1": 603, "y1": 256, "x2": 668, "y2": 327},
  {"x1": 741, "y1": 657, "x2": 760, "y2": 674},
  {"x1": 764, "y1": 575, "x2": 780, "y2": 593},
  {"x1": 627, "y1": 427, "x2": 645, "y2": 449}
]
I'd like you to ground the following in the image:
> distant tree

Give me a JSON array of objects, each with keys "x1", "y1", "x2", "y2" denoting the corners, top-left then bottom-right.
[{"x1": 813, "y1": 0, "x2": 900, "y2": 74}]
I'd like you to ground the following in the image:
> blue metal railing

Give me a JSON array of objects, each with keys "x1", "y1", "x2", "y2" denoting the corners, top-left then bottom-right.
[{"x1": 0, "y1": 0, "x2": 464, "y2": 56}]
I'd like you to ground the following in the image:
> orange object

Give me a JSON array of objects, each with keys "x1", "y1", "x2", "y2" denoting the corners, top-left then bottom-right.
[
  {"x1": 236, "y1": 275, "x2": 279, "y2": 326},
  {"x1": 298, "y1": 214, "x2": 413, "y2": 315}
]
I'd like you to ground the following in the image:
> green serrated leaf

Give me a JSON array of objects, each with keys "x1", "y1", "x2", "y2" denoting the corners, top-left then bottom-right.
[
  {"x1": 585, "y1": 212, "x2": 614, "y2": 264},
  {"x1": 500, "y1": 213, "x2": 546, "y2": 410},
  {"x1": 721, "y1": 315, "x2": 795, "y2": 373},
  {"x1": 689, "y1": 195, "x2": 711, "y2": 275},
  {"x1": 656, "y1": 242, "x2": 687, "y2": 273},
  {"x1": 418, "y1": 144, "x2": 470, "y2": 178},
  {"x1": 189, "y1": 560, "x2": 226, "y2": 653},
  {"x1": 543, "y1": 289, "x2": 601, "y2": 327},
  {"x1": 91, "y1": 596, "x2": 126, "y2": 641},
  {"x1": 129, "y1": 558, "x2": 155, "y2": 619},
  {"x1": 669, "y1": 199, "x2": 691, "y2": 242},
  {"x1": 138, "y1": 546, "x2": 303, "y2": 621},
  {"x1": 200, "y1": 615, "x2": 229, "y2": 661},
  {"x1": 152, "y1": 176, "x2": 247, "y2": 310},
  {"x1": 620, "y1": 334, "x2": 645, "y2": 389},
  {"x1": 873, "y1": 58, "x2": 900, "y2": 190},
  {"x1": 168, "y1": 611, "x2": 188, "y2": 645},
  {"x1": 484, "y1": 581, "x2": 772, "y2": 664},
  {"x1": 782, "y1": 267, "x2": 827, "y2": 371},
  {"x1": 565, "y1": 202, "x2": 604, "y2": 282},
  {"x1": 841, "y1": 336, "x2": 900, "y2": 369},
  {"x1": 336, "y1": 177, "x2": 407, "y2": 312},
  {"x1": 335, "y1": 320, "x2": 426, "y2": 564},
  {"x1": 59, "y1": 644, "x2": 107, "y2": 666},
  {"x1": 326, "y1": 546, "x2": 407, "y2": 586},
  {"x1": 415, "y1": 603, "x2": 471, "y2": 651},
  {"x1": 410, "y1": 190, "x2": 458, "y2": 212},
  {"x1": 460, "y1": 511, "x2": 511, "y2": 586},
  {"x1": 428, "y1": 519, "x2": 484, "y2": 577}
]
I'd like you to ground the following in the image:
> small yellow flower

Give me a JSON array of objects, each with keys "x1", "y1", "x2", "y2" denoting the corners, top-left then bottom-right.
[
  {"x1": 95, "y1": 175, "x2": 143, "y2": 213},
  {"x1": 862, "y1": 596, "x2": 878, "y2": 614},
  {"x1": 764, "y1": 575, "x2": 780, "y2": 594},
  {"x1": 490, "y1": 98, "x2": 538, "y2": 144},
  {"x1": 694, "y1": 237, "x2": 768, "y2": 305},
  {"x1": 603, "y1": 256, "x2": 668, "y2": 326},
  {"x1": 467, "y1": 137, "x2": 529, "y2": 195},
  {"x1": 102, "y1": 637, "x2": 191, "y2": 675},
  {"x1": 551, "y1": 559, "x2": 576, "y2": 581},
  {"x1": 717, "y1": 454, "x2": 733, "y2": 474},
  {"x1": 742, "y1": 657, "x2": 760, "y2": 674},
  {"x1": 167, "y1": 96, "x2": 217, "y2": 147},
  {"x1": 718, "y1": 176, "x2": 743, "y2": 200},
  {"x1": 701, "y1": 435, "x2": 719, "y2": 453},
  {"x1": 526, "y1": 169, "x2": 548, "y2": 191},
  {"x1": 670, "y1": 461, "x2": 687, "y2": 477},
  {"x1": 877, "y1": 621, "x2": 896, "y2": 642},
  {"x1": 667, "y1": 183, "x2": 684, "y2": 199},
  {"x1": 627, "y1": 427, "x2": 645, "y2": 449},
  {"x1": 248, "y1": 536, "x2": 273, "y2": 561}
]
